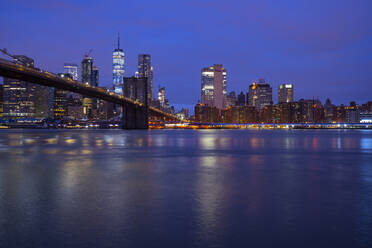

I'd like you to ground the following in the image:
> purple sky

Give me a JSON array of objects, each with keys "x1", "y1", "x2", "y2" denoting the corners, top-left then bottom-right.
[{"x1": 1, "y1": 0, "x2": 371, "y2": 108}]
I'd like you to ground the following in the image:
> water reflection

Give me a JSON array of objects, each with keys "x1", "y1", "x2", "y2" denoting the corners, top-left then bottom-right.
[
  {"x1": 0, "y1": 129, "x2": 371, "y2": 247},
  {"x1": 361, "y1": 137, "x2": 372, "y2": 151}
]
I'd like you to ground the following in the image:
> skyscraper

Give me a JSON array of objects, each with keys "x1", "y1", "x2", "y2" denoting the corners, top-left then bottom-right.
[
  {"x1": 63, "y1": 63, "x2": 78, "y2": 81},
  {"x1": 81, "y1": 56, "x2": 93, "y2": 85},
  {"x1": 278, "y1": 83, "x2": 293, "y2": 103},
  {"x1": 92, "y1": 66, "x2": 99, "y2": 87},
  {"x1": 138, "y1": 54, "x2": 153, "y2": 101},
  {"x1": 158, "y1": 86, "x2": 166, "y2": 107},
  {"x1": 248, "y1": 79, "x2": 272, "y2": 109},
  {"x1": 201, "y1": 64, "x2": 227, "y2": 110},
  {"x1": 113, "y1": 34, "x2": 125, "y2": 95},
  {"x1": 81, "y1": 55, "x2": 93, "y2": 117}
]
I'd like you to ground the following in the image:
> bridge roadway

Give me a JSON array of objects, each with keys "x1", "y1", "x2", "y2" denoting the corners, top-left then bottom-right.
[{"x1": 0, "y1": 58, "x2": 178, "y2": 126}]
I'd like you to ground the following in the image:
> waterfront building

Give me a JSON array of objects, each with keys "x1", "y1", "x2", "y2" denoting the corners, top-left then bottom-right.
[
  {"x1": 324, "y1": 98, "x2": 334, "y2": 122},
  {"x1": 67, "y1": 97, "x2": 83, "y2": 120},
  {"x1": 298, "y1": 99, "x2": 324, "y2": 123},
  {"x1": 248, "y1": 79, "x2": 272, "y2": 109},
  {"x1": 2, "y1": 55, "x2": 36, "y2": 119},
  {"x1": 194, "y1": 102, "x2": 219, "y2": 123},
  {"x1": 345, "y1": 102, "x2": 361, "y2": 123},
  {"x1": 222, "y1": 106, "x2": 257, "y2": 123},
  {"x1": 34, "y1": 84, "x2": 53, "y2": 119},
  {"x1": 54, "y1": 73, "x2": 70, "y2": 119},
  {"x1": 138, "y1": 54, "x2": 153, "y2": 101},
  {"x1": 113, "y1": 34, "x2": 125, "y2": 95},
  {"x1": 333, "y1": 105, "x2": 346, "y2": 122},
  {"x1": 201, "y1": 64, "x2": 227, "y2": 110},
  {"x1": 360, "y1": 111, "x2": 372, "y2": 123},
  {"x1": 278, "y1": 83, "x2": 293, "y2": 103},
  {"x1": 273, "y1": 102, "x2": 301, "y2": 123},
  {"x1": 63, "y1": 63, "x2": 78, "y2": 81}
]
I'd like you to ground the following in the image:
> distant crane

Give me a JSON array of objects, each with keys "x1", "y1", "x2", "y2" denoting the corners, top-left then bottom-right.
[{"x1": 84, "y1": 49, "x2": 93, "y2": 58}]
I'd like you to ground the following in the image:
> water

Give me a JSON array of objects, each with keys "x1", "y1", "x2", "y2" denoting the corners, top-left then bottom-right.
[{"x1": 0, "y1": 129, "x2": 371, "y2": 247}]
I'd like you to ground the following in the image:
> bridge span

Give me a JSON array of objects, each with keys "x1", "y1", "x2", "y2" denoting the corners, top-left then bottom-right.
[{"x1": 0, "y1": 58, "x2": 178, "y2": 129}]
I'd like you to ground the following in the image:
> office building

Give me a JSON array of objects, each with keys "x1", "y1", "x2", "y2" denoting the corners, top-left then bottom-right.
[
  {"x1": 248, "y1": 79, "x2": 272, "y2": 109},
  {"x1": 194, "y1": 102, "x2": 219, "y2": 122},
  {"x1": 81, "y1": 56, "x2": 93, "y2": 85},
  {"x1": 54, "y1": 73, "x2": 70, "y2": 119},
  {"x1": 324, "y1": 98, "x2": 334, "y2": 122},
  {"x1": 138, "y1": 54, "x2": 153, "y2": 101},
  {"x1": 34, "y1": 85, "x2": 53, "y2": 119},
  {"x1": 2, "y1": 55, "x2": 36, "y2": 119},
  {"x1": 81, "y1": 55, "x2": 95, "y2": 118},
  {"x1": 278, "y1": 83, "x2": 293, "y2": 103},
  {"x1": 63, "y1": 63, "x2": 78, "y2": 81},
  {"x1": 201, "y1": 64, "x2": 227, "y2": 110},
  {"x1": 158, "y1": 86, "x2": 165, "y2": 107},
  {"x1": 113, "y1": 34, "x2": 125, "y2": 95},
  {"x1": 226, "y1": 91, "x2": 237, "y2": 107}
]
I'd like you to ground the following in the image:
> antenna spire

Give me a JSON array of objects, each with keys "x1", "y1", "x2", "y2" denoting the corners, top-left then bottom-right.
[{"x1": 118, "y1": 32, "x2": 120, "y2": 49}]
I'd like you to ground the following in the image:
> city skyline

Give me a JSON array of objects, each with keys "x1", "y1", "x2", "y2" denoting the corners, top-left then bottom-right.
[{"x1": 1, "y1": 0, "x2": 372, "y2": 107}]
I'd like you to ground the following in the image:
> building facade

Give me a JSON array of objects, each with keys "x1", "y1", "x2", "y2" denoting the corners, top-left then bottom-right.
[
  {"x1": 2, "y1": 55, "x2": 36, "y2": 119},
  {"x1": 138, "y1": 54, "x2": 153, "y2": 101},
  {"x1": 54, "y1": 73, "x2": 70, "y2": 119},
  {"x1": 237, "y1": 91, "x2": 245, "y2": 106},
  {"x1": 81, "y1": 56, "x2": 95, "y2": 118},
  {"x1": 248, "y1": 79, "x2": 272, "y2": 109},
  {"x1": 278, "y1": 83, "x2": 293, "y2": 103},
  {"x1": 158, "y1": 86, "x2": 166, "y2": 107},
  {"x1": 201, "y1": 64, "x2": 227, "y2": 110}
]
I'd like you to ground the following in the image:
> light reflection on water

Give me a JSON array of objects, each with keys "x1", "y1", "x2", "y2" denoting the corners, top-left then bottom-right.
[{"x1": 0, "y1": 129, "x2": 371, "y2": 248}]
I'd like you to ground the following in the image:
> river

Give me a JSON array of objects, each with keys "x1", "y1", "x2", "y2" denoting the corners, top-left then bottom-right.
[{"x1": 0, "y1": 129, "x2": 371, "y2": 247}]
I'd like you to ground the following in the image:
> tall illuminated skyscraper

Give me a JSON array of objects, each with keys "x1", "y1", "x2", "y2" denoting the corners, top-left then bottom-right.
[
  {"x1": 113, "y1": 34, "x2": 125, "y2": 95},
  {"x1": 138, "y1": 54, "x2": 153, "y2": 101},
  {"x1": 201, "y1": 64, "x2": 227, "y2": 110},
  {"x1": 63, "y1": 63, "x2": 78, "y2": 81}
]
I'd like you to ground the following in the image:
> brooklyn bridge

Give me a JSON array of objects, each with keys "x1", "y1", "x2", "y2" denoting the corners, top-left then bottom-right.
[{"x1": 0, "y1": 58, "x2": 180, "y2": 129}]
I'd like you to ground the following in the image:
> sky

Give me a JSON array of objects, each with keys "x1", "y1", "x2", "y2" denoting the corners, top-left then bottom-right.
[{"x1": 1, "y1": 0, "x2": 372, "y2": 109}]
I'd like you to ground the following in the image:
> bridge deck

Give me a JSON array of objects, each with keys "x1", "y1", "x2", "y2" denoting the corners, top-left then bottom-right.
[{"x1": 0, "y1": 58, "x2": 176, "y2": 119}]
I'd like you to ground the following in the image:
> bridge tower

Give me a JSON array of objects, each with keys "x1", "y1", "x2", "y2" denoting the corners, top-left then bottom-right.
[{"x1": 122, "y1": 77, "x2": 149, "y2": 129}]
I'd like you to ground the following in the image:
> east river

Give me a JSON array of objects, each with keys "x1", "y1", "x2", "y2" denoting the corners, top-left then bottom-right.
[{"x1": 0, "y1": 129, "x2": 371, "y2": 247}]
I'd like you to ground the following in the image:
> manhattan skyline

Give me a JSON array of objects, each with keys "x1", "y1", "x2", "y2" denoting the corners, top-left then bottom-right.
[{"x1": 1, "y1": 0, "x2": 371, "y2": 107}]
